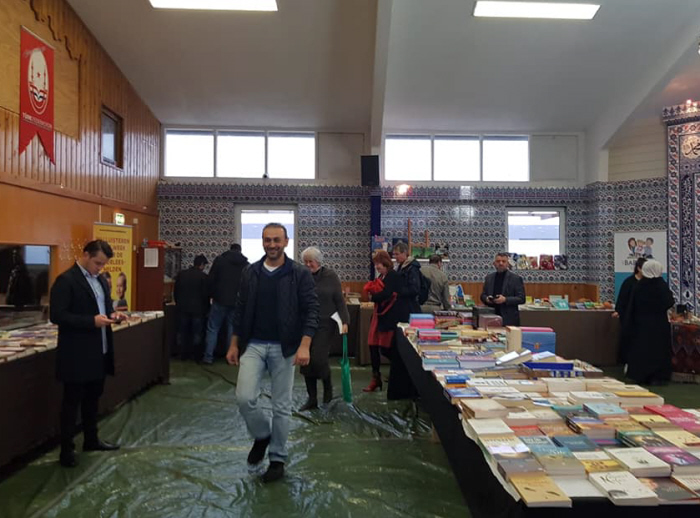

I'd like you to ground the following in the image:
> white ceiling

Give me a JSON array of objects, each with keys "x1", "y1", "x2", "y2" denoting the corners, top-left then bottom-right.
[
  {"x1": 66, "y1": 0, "x2": 377, "y2": 130},
  {"x1": 384, "y1": 0, "x2": 700, "y2": 133},
  {"x1": 67, "y1": 0, "x2": 700, "y2": 141}
]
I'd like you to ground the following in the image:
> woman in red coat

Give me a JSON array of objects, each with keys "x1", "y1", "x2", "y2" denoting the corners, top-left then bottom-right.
[{"x1": 362, "y1": 250, "x2": 400, "y2": 392}]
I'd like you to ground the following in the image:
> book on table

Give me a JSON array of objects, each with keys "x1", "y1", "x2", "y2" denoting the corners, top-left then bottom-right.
[
  {"x1": 588, "y1": 471, "x2": 659, "y2": 506},
  {"x1": 530, "y1": 446, "x2": 586, "y2": 478},
  {"x1": 671, "y1": 475, "x2": 700, "y2": 493},
  {"x1": 617, "y1": 430, "x2": 673, "y2": 448},
  {"x1": 509, "y1": 473, "x2": 572, "y2": 508},
  {"x1": 645, "y1": 446, "x2": 700, "y2": 475},
  {"x1": 605, "y1": 447, "x2": 672, "y2": 477},
  {"x1": 552, "y1": 434, "x2": 599, "y2": 452},
  {"x1": 572, "y1": 451, "x2": 625, "y2": 473},
  {"x1": 464, "y1": 418, "x2": 513, "y2": 437},
  {"x1": 637, "y1": 477, "x2": 700, "y2": 505}
]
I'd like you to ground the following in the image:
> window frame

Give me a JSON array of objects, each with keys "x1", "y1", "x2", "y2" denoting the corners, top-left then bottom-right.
[
  {"x1": 505, "y1": 207, "x2": 567, "y2": 256},
  {"x1": 383, "y1": 133, "x2": 530, "y2": 183},
  {"x1": 162, "y1": 127, "x2": 317, "y2": 180},
  {"x1": 234, "y1": 204, "x2": 299, "y2": 260},
  {"x1": 100, "y1": 106, "x2": 124, "y2": 169}
]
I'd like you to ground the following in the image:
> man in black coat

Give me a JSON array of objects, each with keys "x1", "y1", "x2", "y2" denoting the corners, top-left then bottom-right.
[
  {"x1": 50, "y1": 240, "x2": 126, "y2": 468},
  {"x1": 202, "y1": 244, "x2": 248, "y2": 364},
  {"x1": 480, "y1": 252, "x2": 526, "y2": 326},
  {"x1": 174, "y1": 254, "x2": 209, "y2": 360}
]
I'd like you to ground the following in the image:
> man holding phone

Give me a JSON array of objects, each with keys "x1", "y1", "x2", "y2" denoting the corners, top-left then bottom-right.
[
  {"x1": 480, "y1": 252, "x2": 526, "y2": 326},
  {"x1": 50, "y1": 240, "x2": 126, "y2": 468}
]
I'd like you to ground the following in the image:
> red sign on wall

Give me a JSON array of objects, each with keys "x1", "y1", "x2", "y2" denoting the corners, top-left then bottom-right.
[{"x1": 19, "y1": 27, "x2": 54, "y2": 163}]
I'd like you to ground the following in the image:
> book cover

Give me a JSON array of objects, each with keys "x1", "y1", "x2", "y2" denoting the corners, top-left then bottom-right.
[
  {"x1": 618, "y1": 431, "x2": 673, "y2": 448},
  {"x1": 585, "y1": 403, "x2": 628, "y2": 419},
  {"x1": 509, "y1": 474, "x2": 572, "y2": 507},
  {"x1": 589, "y1": 471, "x2": 659, "y2": 506},
  {"x1": 573, "y1": 451, "x2": 625, "y2": 473},
  {"x1": 539, "y1": 424, "x2": 576, "y2": 437},
  {"x1": 553, "y1": 255, "x2": 568, "y2": 270},
  {"x1": 511, "y1": 425, "x2": 546, "y2": 437},
  {"x1": 606, "y1": 447, "x2": 671, "y2": 476},
  {"x1": 654, "y1": 430, "x2": 700, "y2": 449},
  {"x1": 479, "y1": 434, "x2": 530, "y2": 456},
  {"x1": 645, "y1": 446, "x2": 700, "y2": 472},
  {"x1": 638, "y1": 477, "x2": 700, "y2": 504},
  {"x1": 553, "y1": 435, "x2": 599, "y2": 452},
  {"x1": 520, "y1": 435, "x2": 556, "y2": 447},
  {"x1": 539, "y1": 254, "x2": 554, "y2": 270},
  {"x1": 498, "y1": 458, "x2": 545, "y2": 481},
  {"x1": 464, "y1": 418, "x2": 513, "y2": 436}
]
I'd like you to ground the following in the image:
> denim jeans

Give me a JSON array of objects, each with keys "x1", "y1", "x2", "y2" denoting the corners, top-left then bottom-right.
[
  {"x1": 236, "y1": 340, "x2": 295, "y2": 464},
  {"x1": 203, "y1": 302, "x2": 235, "y2": 362}
]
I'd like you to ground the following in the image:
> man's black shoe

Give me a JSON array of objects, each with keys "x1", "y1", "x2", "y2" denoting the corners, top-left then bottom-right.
[
  {"x1": 262, "y1": 461, "x2": 285, "y2": 483},
  {"x1": 247, "y1": 436, "x2": 271, "y2": 465},
  {"x1": 84, "y1": 440, "x2": 120, "y2": 452},
  {"x1": 59, "y1": 452, "x2": 78, "y2": 468}
]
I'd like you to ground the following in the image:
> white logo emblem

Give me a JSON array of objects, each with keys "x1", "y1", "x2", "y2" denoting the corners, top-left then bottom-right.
[{"x1": 28, "y1": 48, "x2": 49, "y2": 115}]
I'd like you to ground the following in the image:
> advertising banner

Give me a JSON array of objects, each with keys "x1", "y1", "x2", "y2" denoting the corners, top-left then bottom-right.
[
  {"x1": 19, "y1": 27, "x2": 54, "y2": 163},
  {"x1": 93, "y1": 223, "x2": 133, "y2": 311},
  {"x1": 613, "y1": 231, "x2": 667, "y2": 301}
]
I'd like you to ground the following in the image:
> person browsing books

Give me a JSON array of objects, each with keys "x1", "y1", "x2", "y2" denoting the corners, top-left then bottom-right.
[{"x1": 480, "y1": 252, "x2": 526, "y2": 326}]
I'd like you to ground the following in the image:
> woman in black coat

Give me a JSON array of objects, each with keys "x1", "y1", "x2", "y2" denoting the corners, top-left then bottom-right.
[
  {"x1": 623, "y1": 260, "x2": 675, "y2": 385},
  {"x1": 614, "y1": 257, "x2": 646, "y2": 364}
]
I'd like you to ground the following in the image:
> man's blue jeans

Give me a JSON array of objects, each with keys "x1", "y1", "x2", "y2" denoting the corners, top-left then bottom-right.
[
  {"x1": 202, "y1": 302, "x2": 235, "y2": 363},
  {"x1": 236, "y1": 340, "x2": 295, "y2": 464}
]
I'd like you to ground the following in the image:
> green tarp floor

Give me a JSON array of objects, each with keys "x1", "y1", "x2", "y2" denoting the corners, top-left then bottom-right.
[{"x1": 0, "y1": 361, "x2": 466, "y2": 518}]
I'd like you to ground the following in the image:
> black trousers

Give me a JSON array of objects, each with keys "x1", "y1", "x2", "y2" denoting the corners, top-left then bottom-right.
[
  {"x1": 177, "y1": 312, "x2": 205, "y2": 360},
  {"x1": 60, "y1": 378, "x2": 105, "y2": 452}
]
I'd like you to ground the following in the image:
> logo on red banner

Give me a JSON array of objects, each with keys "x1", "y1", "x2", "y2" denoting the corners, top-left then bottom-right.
[{"x1": 19, "y1": 27, "x2": 54, "y2": 163}]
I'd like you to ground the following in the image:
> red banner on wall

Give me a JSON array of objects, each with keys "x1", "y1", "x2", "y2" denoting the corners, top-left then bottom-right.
[{"x1": 19, "y1": 27, "x2": 54, "y2": 163}]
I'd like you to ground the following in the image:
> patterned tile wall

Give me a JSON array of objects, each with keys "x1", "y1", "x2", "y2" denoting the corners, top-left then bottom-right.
[
  {"x1": 587, "y1": 178, "x2": 668, "y2": 301},
  {"x1": 157, "y1": 180, "x2": 668, "y2": 297}
]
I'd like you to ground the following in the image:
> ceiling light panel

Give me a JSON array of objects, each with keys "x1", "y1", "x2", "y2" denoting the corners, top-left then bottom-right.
[
  {"x1": 474, "y1": 1, "x2": 600, "y2": 20},
  {"x1": 149, "y1": 0, "x2": 278, "y2": 11}
]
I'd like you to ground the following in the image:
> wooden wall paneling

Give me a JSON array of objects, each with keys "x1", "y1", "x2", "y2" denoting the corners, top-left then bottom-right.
[{"x1": 0, "y1": 0, "x2": 161, "y2": 214}]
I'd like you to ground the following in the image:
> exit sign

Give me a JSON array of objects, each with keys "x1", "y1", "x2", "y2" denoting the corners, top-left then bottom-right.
[{"x1": 114, "y1": 212, "x2": 125, "y2": 225}]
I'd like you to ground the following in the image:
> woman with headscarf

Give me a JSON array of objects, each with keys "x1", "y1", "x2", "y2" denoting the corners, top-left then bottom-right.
[
  {"x1": 623, "y1": 259, "x2": 675, "y2": 385},
  {"x1": 300, "y1": 247, "x2": 349, "y2": 410}
]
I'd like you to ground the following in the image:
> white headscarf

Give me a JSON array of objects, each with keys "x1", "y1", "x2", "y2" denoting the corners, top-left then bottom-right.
[{"x1": 641, "y1": 259, "x2": 663, "y2": 279}]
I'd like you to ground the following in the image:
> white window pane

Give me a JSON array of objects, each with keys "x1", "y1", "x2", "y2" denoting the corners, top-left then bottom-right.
[
  {"x1": 434, "y1": 137, "x2": 480, "y2": 181},
  {"x1": 384, "y1": 137, "x2": 431, "y2": 181},
  {"x1": 507, "y1": 210, "x2": 562, "y2": 256},
  {"x1": 165, "y1": 131, "x2": 214, "y2": 177},
  {"x1": 240, "y1": 210, "x2": 295, "y2": 261},
  {"x1": 217, "y1": 132, "x2": 265, "y2": 178},
  {"x1": 101, "y1": 114, "x2": 116, "y2": 163},
  {"x1": 483, "y1": 138, "x2": 529, "y2": 182},
  {"x1": 268, "y1": 133, "x2": 315, "y2": 179}
]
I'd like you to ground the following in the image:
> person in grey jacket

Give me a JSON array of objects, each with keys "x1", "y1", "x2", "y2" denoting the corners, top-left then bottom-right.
[
  {"x1": 480, "y1": 252, "x2": 526, "y2": 326},
  {"x1": 420, "y1": 255, "x2": 451, "y2": 313},
  {"x1": 226, "y1": 223, "x2": 319, "y2": 483},
  {"x1": 299, "y1": 247, "x2": 349, "y2": 410}
]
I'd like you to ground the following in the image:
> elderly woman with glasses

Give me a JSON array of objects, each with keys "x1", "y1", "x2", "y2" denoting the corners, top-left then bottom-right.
[{"x1": 299, "y1": 247, "x2": 349, "y2": 410}]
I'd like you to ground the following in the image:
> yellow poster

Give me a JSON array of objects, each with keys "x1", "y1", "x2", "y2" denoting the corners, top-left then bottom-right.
[{"x1": 93, "y1": 223, "x2": 133, "y2": 311}]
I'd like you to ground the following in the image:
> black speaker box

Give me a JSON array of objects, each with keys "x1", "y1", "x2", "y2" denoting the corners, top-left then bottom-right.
[{"x1": 361, "y1": 155, "x2": 379, "y2": 187}]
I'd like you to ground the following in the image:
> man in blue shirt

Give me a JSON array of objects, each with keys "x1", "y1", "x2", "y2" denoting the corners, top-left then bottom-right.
[{"x1": 50, "y1": 240, "x2": 126, "y2": 468}]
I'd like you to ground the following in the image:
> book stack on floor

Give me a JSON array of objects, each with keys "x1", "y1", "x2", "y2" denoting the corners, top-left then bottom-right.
[{"x1": 400, "y1": 321, "x2": 700, "y2": 508}]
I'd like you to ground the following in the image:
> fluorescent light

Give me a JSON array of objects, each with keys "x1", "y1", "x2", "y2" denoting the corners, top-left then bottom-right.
[
  {"x1": 474, "y1": 1, "x2": 600, "y2": 20},
  {"x1": 149, "y1": 0, "x2": 278, "y2": 11}
]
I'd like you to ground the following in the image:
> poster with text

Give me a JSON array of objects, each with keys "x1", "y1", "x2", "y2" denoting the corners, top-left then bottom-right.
[
  {"x1": 613, "y1": 231, "x2": 667, "y2": 301},
  {"x1": 93, "y1": 223, "x2": 133, "y2": 311},
  {"x1": 19, "y1": 27, "x2": 54, "y2": 163}
]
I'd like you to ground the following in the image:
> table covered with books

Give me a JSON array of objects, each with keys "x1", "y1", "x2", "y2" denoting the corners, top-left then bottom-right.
[
  {"x1": 396, "y1": 313, "x2": 700, "y2": 518},
  {"x1": 0, "y1": 312, "x2": 167, "y2": 469}
]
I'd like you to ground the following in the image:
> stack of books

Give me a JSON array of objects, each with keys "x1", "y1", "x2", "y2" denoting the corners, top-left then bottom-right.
[
  {"x1": 606, "y1": 447, "x2": 672, "y2": 477},
  {"x1": 589, "y1": 471, "x2": 660, "y2": 506}
]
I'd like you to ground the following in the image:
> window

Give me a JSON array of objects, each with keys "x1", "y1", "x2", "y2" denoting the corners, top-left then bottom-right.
[
  {"x1": 434, "y1": 136, "x2": 480, "y2": 181},
  {"x1": 217, "y1": 131, "x2": 265, "y2": 178},
  {"x1": 384, "y1": 134, "x2": 529, "y2": 182},
  {"x1": 165, "y1": 130, "x2": 214, "y2": 177},
  {"x1": 236, "y1": 207, "x2": 296, "y2": 261},
  {"x1": 163, "y1": 129, "x2": 316, "y2": 179},
  {"x1": 384, "y1": 135, "x2": 431, "y2": 181},
  {"x1": 482, "y1": 136, "x2": 529, "y2": 182},
  {"x1": 101, "y1": 107, "x2": 123, "y2": 167},
  {"x1": 267, "y1": 132, "x2": 315, "y2": 179},
  {"x1": 507, "y1": 208, "x2": 565, "y2": 257}
]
